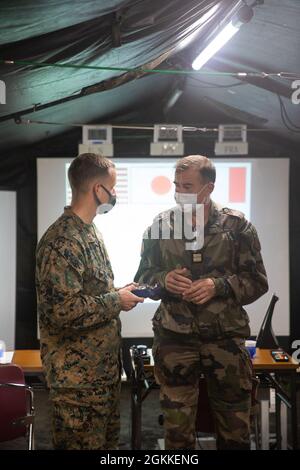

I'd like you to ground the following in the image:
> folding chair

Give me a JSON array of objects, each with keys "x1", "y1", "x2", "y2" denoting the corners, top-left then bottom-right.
[{"x1": 0, "y1": 364, "x2": 35, "y2": 449}]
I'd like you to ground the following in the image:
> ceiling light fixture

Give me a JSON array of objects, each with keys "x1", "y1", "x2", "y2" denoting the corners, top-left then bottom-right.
[{"x1": 192, "y1": 5, "x2": 254, "y2": 71}]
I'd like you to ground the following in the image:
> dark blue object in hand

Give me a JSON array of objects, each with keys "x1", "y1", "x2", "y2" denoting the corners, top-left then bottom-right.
[{"x1": 132, "y1": 285, "x2": 161, "y2": 299}]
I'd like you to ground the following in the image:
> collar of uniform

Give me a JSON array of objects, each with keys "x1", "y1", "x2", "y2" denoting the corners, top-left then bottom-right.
[
  {"x1": 63, "y1": 206, "x2": 98, "y2": 242},
  {"x1": 203, "y1": 200, "x2": 222, "y2": 236},
  {"x1": 206, "y1": 200, "x2": 219, "y2": 227},
  {"x1": 63, "y1": 206, "x2": 94, "y2": 230}
]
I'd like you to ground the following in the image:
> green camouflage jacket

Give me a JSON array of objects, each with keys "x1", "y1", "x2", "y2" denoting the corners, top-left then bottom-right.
[
  {"x1": 36, "y1": 207, "x2": 121, "y2": 389},
  {"x1": 134, "y1": 201, "x2": 268, "y2": 339}
]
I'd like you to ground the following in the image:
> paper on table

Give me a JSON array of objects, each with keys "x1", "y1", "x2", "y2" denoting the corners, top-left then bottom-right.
[{"x1": 0, "y1": 351, "x2": 14, "y2": 364}]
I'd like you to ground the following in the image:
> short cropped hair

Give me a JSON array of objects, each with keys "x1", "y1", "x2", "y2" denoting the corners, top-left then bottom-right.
[
  {"x1": 68, "y1": 153, "x2": 115, "y2": 193},
  {"x1": 175, "y1": 155, "x2": 216, "y2": 183}
]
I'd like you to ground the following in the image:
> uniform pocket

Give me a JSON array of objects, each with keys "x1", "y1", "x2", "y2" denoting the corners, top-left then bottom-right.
[
  {"x1": 204, "y1": 337, "x2": 252, "y2": 411},
  {"x1": 216, "y1": 299, "x2": 251, "y2": 338}
]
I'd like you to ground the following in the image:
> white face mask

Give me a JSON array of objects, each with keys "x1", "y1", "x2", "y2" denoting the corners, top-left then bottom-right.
[
  {"x1": 95, "y1": 185, "x2": 116, "y2": 215},
  {"x1": 174, "y1": 185, "x2": 209, "y2": 209},
  {"x1": 174, "y1": 192, "x2": 197, "y2": 206}
]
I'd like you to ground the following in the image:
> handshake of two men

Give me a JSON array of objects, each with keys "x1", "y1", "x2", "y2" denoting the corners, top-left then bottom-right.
[{"x1": 118, "y1": 268, "x2": 216, "y2": 311}]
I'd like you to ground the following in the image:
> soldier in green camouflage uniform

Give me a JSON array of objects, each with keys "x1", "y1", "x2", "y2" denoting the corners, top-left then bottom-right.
[
  {"x1": 36, "y1": 153, "x2": 143, "y2": 450},
  {"x1": 134, "y1": 155, "x2": 268, "y2": 450}
]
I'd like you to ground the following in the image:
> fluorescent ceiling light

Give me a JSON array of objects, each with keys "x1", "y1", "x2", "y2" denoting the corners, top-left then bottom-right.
[
  {"x1": 179, "y1": 4, "x2": 219, "y2": 50},
  {"x1": 192, "y1": 5, "x2": 254, "y2": 71},
  {"x1": 192, "y1": 21, "x2": 239, "y2": 70}
]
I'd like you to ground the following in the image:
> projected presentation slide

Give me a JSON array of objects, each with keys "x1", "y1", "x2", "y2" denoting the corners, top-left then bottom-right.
[
  {"x1": 38, "y1": 157, "x2": 289, "y2": 337},
  {"x1": 65, "y1": 160, "x2": 251, "y2": 288}
]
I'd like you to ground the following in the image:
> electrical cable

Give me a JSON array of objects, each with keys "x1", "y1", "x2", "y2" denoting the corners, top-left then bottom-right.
[
  {"x1": 2, "y1": 59, "x2": 300, "y2": 80},
  {"x1": 14, "y1": 117, "x2": 284, "y2": 134},
  {"x1": 277, "y1": 94, "x2": 300, "y2": 133}
]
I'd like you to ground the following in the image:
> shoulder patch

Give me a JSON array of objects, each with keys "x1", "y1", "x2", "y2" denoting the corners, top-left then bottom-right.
[{"x1": 220, "y1": 207, "x2": 245, "y2": 219}]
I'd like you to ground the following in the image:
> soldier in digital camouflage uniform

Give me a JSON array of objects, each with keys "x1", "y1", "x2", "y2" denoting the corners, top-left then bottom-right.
[
  {"x1": 134, "y1": 155, "x2": 268, "y2": 450},
  {"x1": 36, "y1": 153, "x2": 143, "y2": 450}
]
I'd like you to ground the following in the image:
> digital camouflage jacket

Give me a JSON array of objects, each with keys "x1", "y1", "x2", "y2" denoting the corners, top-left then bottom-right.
[{"x1": 36, "y1": 207, "x2": 121, "y2": 389}]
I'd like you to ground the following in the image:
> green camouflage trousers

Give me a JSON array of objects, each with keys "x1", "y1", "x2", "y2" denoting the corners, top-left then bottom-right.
[
  {"x1": 153, "y1": 328, "x2": 253, "y2": 450},
  {"x1": 50, "y1": 381, "x2": 121, "y2": 450}
]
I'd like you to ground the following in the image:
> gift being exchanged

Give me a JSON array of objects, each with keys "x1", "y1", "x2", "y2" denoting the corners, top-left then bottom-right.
[{"x1": 132, "y1": 284, "x2": 162, "y2": 299}]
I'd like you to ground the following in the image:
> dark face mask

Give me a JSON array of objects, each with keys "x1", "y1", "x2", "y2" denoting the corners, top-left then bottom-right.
[{"x1": 96, "y1": 185, "x2": 116, "y2": 214}]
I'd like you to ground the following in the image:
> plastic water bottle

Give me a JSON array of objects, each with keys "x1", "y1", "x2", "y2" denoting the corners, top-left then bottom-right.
[{"x1": 0, "y1": 340, "x2": 6, "y2": 364}]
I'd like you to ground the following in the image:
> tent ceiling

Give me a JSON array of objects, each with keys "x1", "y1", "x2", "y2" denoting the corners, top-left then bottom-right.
[{"x1": 0, "y1": 0, "x2": 299, "y2": 153}]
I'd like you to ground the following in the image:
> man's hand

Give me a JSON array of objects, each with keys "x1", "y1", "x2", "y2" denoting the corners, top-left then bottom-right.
[
  {"x1": 182, "y1": 278, "x2": 216, "y2": 305},
  {"x1": 118, "y1": 288, "x2": 144, "y2": 311},
  {"x1": 165, "y1": 268, "x2": 192, "y2": 295}
]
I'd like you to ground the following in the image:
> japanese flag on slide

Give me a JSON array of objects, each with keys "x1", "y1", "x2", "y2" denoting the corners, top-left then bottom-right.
[
  {"x1": 114, "y1": 161, "x2": 251, "y2": 219},
  {"x1": 116, "y1": 163, "x2": 175, "y2": 205}
]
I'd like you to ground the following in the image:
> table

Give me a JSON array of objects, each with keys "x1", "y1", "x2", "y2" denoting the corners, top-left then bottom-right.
[
  {"x1": 11, "y1": 350, "x2": 43, "y2": 375},
  {"x1": 10, "y1": 349, "x2": 127, "y2": 380},
  {"x1": 253, "y1": 348, "x2": 299, "y2": 450},
  {"x1": 130, "y1": 347, "x2": 299, "y2": 450}
]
